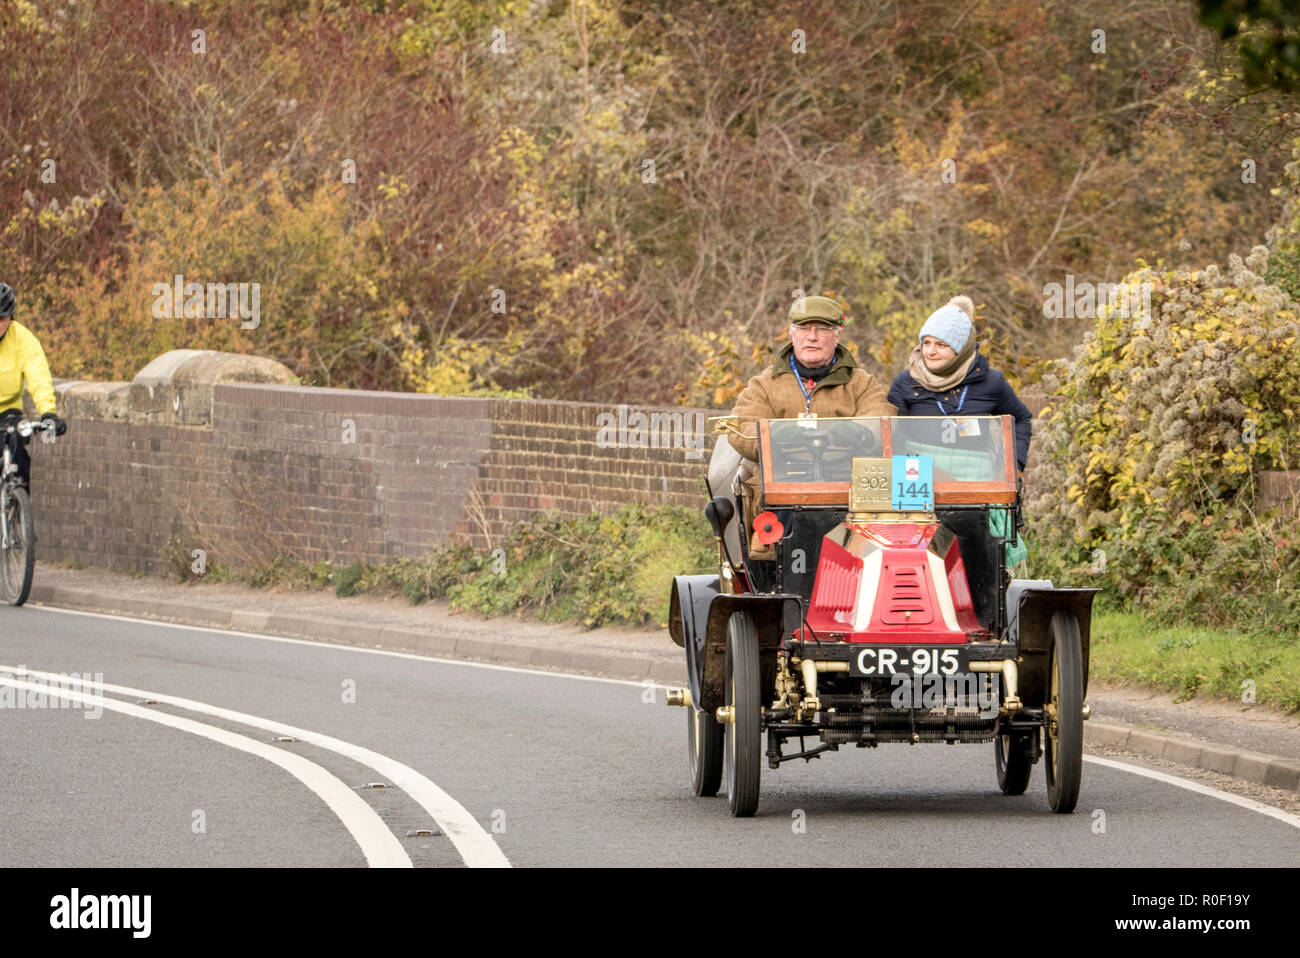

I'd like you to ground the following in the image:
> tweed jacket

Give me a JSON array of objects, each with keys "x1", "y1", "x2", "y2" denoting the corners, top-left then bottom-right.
[{"x1": 729, "y1": 343, "x2": 895, "y2": 465}]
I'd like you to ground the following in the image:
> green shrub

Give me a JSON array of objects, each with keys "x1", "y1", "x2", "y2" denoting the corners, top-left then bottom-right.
[
  {"x1": 1025, "y1": 249, "x2": 1300, "y2": 634},
  {"x1": 205, "y1": 504, "x2": 715, "y2": 629},
  {"x1": 331, "y1": 561, "x2": 365, "y2": 597},
  {"x1": 448, "y1": 504, "x2": 715, "y2": 627}
]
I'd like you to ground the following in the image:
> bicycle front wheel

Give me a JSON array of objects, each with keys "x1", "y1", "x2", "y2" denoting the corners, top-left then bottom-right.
[{"x1": 2, "y1": 486, "x2": 36, "y2": 606}]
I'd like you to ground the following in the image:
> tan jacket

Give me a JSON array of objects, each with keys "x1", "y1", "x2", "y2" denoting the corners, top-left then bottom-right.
[{"x1": 729, "y1": 343, "x2": 895, "y2": 464}]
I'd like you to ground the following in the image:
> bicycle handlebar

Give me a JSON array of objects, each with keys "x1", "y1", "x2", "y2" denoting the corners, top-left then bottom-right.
[{"x1": 3, "y1": 419, "x2": 56, "y2": 439}]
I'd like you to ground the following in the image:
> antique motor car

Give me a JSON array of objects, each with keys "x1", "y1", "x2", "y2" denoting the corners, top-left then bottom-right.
[{"x1": 666, "y1": 414, "x2": 1097, "y2": 817}]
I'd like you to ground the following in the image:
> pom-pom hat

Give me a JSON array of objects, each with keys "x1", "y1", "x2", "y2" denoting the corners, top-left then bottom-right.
[{"x1": 918, "y1": 301, "x2": 973, "y2": 352}]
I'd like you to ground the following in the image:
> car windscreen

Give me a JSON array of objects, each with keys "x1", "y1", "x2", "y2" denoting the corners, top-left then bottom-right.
[
  {"x1": 889, "y1": 415, "x2": 1011, "y2": 484},
  {"x1": 759, "y1": 416, "x2": 1015, "y2": 506},
  {"x1": 766, "y1": 418, "x2": 882, "y2": 484}
]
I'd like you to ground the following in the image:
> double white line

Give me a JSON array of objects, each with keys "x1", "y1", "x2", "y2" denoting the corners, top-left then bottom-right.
[{"x1": 0, "y1": 666, "x2": 510, "y2": 868}]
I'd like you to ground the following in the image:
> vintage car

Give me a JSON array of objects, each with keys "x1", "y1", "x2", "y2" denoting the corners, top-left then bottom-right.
[{"x1": 666, "y1": 414, "x2": 1097, "y2": 817}]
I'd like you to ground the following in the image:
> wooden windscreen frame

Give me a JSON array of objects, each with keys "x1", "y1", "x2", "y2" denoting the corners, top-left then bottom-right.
[{"x1": 758, "y1": 416, "x2": 1018, "y2": 506}]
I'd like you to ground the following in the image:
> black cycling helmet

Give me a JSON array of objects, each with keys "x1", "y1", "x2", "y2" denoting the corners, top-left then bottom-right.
[{"x1": 0, "y1": 282, "x2": 14, "y2": 318}]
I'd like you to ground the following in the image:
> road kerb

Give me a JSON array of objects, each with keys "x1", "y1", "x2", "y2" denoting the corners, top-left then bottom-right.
[
  {"x1": 1263, "y1": 760, "x2": 1300, "y2": 791},
  {"x1": 1126, "y1": 728, "x2": 1170, "y2": 758},
  {"x1": 1232, "y1": 752, "x2": 1277, "y2": 786},
  {"x1": 1082, "y1": 722, "x2": 1131, "y2": 749},
  {"x1": 376, "y1": 625, "x2": 458, "y2": 656},
  {"x1": 231, "y1": 609, "x2": 271, "y2": 631},
  {"x1": 1200, "y1": 744, "x2": 1240, "y2": 775},
  {"x1": 1162, "y1": 737, "x2": 1205, "y2": 767}
]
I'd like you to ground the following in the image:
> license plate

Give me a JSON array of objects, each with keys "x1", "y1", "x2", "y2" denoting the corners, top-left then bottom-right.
[{"x1": 848, "y1": 646, "x2": 970, "y2": 677}]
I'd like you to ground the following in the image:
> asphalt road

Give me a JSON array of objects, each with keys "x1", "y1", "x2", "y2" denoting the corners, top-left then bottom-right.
[{"x1": 2, "y1": 604, "x2": 1297, "y2": 867}]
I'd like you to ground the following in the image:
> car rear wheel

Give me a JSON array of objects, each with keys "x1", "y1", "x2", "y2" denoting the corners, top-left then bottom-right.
[
  {"x1": 995, "y1": 727, "x2": 1034, "y2": 795},
  {"x1": 688, "y1": 704, "x2": 724, "y2": 797},
  {"x1": 1045, "y1": 611, "x2": 1084, "y2": 813},
  {"x1": 724, "y1": 610, "x2": 761, "y2": 817}
]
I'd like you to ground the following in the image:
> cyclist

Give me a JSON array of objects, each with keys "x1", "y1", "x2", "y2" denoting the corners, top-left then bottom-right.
[{"x1": 0, "y1": 282, "x2": 67, "y2": 491}]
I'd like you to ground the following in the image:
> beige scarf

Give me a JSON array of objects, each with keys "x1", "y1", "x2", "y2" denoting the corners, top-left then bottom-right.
[{"x1": 907, "y1": 337, "x2": 977, "y2": 392}]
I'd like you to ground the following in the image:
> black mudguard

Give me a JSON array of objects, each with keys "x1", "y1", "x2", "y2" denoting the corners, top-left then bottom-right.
[
  {"x1": 668, "y1": 574, "x2": 718, "y2": 651},
  {"x1": 1007, "y1": 580, "x2": 1099, "y2": 708},
  {"x1": 697, "y1": 593, "x2": 801, "y2": 713},
  {"x1": 669, "y1": 575, "x2": 800, "y2": 714},
  {"x1": 668, "y1": 575, "x2": 720, "y2": 711}
]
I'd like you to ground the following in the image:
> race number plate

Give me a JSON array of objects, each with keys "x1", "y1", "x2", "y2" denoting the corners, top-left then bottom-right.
[
  {"x1": 891, "y1": 455, "x2": 933, "y2": 510},
  {"x1": 848, "y1": 646, "x2": 971, "y2": 677}
]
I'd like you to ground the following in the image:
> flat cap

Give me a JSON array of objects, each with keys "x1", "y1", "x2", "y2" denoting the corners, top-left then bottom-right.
[{"x1": 788, "y1": 294, "x2": 848, "y2": 325}]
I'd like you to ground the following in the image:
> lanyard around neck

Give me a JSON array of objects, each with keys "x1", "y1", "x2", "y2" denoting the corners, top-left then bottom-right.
[
  {"x1": 790, "y1": 353, "x2": 837, "y2": 414},
  {"x1": 935, "y1": 385, "x2": 968, "y2": 416},
  {"x1": 791, "y1": 354, "x2": 814, "y2": 412}
]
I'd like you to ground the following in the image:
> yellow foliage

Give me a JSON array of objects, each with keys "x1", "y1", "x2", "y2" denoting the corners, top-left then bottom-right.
[{"x1": 37, "y1": 165, "x2": 399, "y2": 385}]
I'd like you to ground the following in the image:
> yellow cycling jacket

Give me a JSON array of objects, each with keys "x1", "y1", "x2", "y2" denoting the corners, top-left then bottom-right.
[{"x1": 0, "y1": 321, "x2": 57, "y2": 415}]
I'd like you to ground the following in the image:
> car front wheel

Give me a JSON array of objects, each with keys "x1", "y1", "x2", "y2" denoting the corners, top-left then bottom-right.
[
  {"x1": 1045, "y1": 611, "x2": 1084, "y2": 813},
  {"x1": 723, "y1": 610, "x2": 761, "y2": 817},
  {"x1": 995, "y1": 727, "x2": 1034, "y2": 795}
]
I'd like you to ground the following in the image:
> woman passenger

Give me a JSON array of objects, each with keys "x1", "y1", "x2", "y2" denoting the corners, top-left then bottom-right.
[
  {"x1": 886, "y1": 296, "x2": 1032, "y2": 474},
  {"x1": 887, "y1": 296, "x2": 1032, "y2": 572}
]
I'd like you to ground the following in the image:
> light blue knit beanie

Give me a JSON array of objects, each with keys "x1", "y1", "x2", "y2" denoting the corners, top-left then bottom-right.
[{"x1": 918, "y1": 301, "x2": 973, "y2": 352}]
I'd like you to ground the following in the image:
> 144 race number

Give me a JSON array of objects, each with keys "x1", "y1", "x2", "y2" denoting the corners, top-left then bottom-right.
[{"x1": 891, "y1": 456, "x2": 934, "y2": 510}]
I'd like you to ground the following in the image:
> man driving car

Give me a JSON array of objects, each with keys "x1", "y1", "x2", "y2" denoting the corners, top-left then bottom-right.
[{"x1": 725, "y1": 293, "x2": 895, "y2": 554}]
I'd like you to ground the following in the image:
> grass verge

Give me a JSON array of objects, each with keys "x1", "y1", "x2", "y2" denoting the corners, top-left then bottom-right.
[{"x1": 1089, "y1": 610, "x2": 1299, "y2": 713}]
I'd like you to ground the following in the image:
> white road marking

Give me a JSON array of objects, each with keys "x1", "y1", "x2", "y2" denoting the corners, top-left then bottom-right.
[
  {"x1": 1083, "y1": 755, "x2": 1300, "y2": 830},
  {"x1": 0, "y1": 674, "x2": 411, "y2": 867},
  {"x1": 1, "y1": 664, "x2": 510, "y2": 868},
  {"x1": 21, "y1": 605, "x2": 1300, "y2": 831},
  {"x1": 33, "y1": 605, "x2": 648, "y2": 688}
]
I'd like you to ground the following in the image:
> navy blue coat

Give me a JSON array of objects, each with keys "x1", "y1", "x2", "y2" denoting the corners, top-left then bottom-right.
[{"x1": 886, "y1": 354, "x2": 1032, "y2": 471}]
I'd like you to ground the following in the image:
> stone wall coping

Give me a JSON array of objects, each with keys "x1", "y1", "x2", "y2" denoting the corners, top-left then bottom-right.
[
  {"x1": 133, "y1": 349, "x2": 223, "y2": 388},
  {"x1": 216, "y1": 381, "x2": 723, "y2": 416}
]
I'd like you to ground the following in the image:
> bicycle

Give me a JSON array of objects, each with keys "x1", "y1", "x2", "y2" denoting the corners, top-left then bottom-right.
[{"x1": 1, "y1": 417, "x2": 55, "y2": 606}]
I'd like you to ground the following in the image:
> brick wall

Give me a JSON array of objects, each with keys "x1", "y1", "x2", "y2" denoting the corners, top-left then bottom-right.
[
  {"x1": 470, "y1": 399, "x2": 714, "y2": 541},
  {"x1": 31, "y1": 355, "x2": 722, "y2": 574}
]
